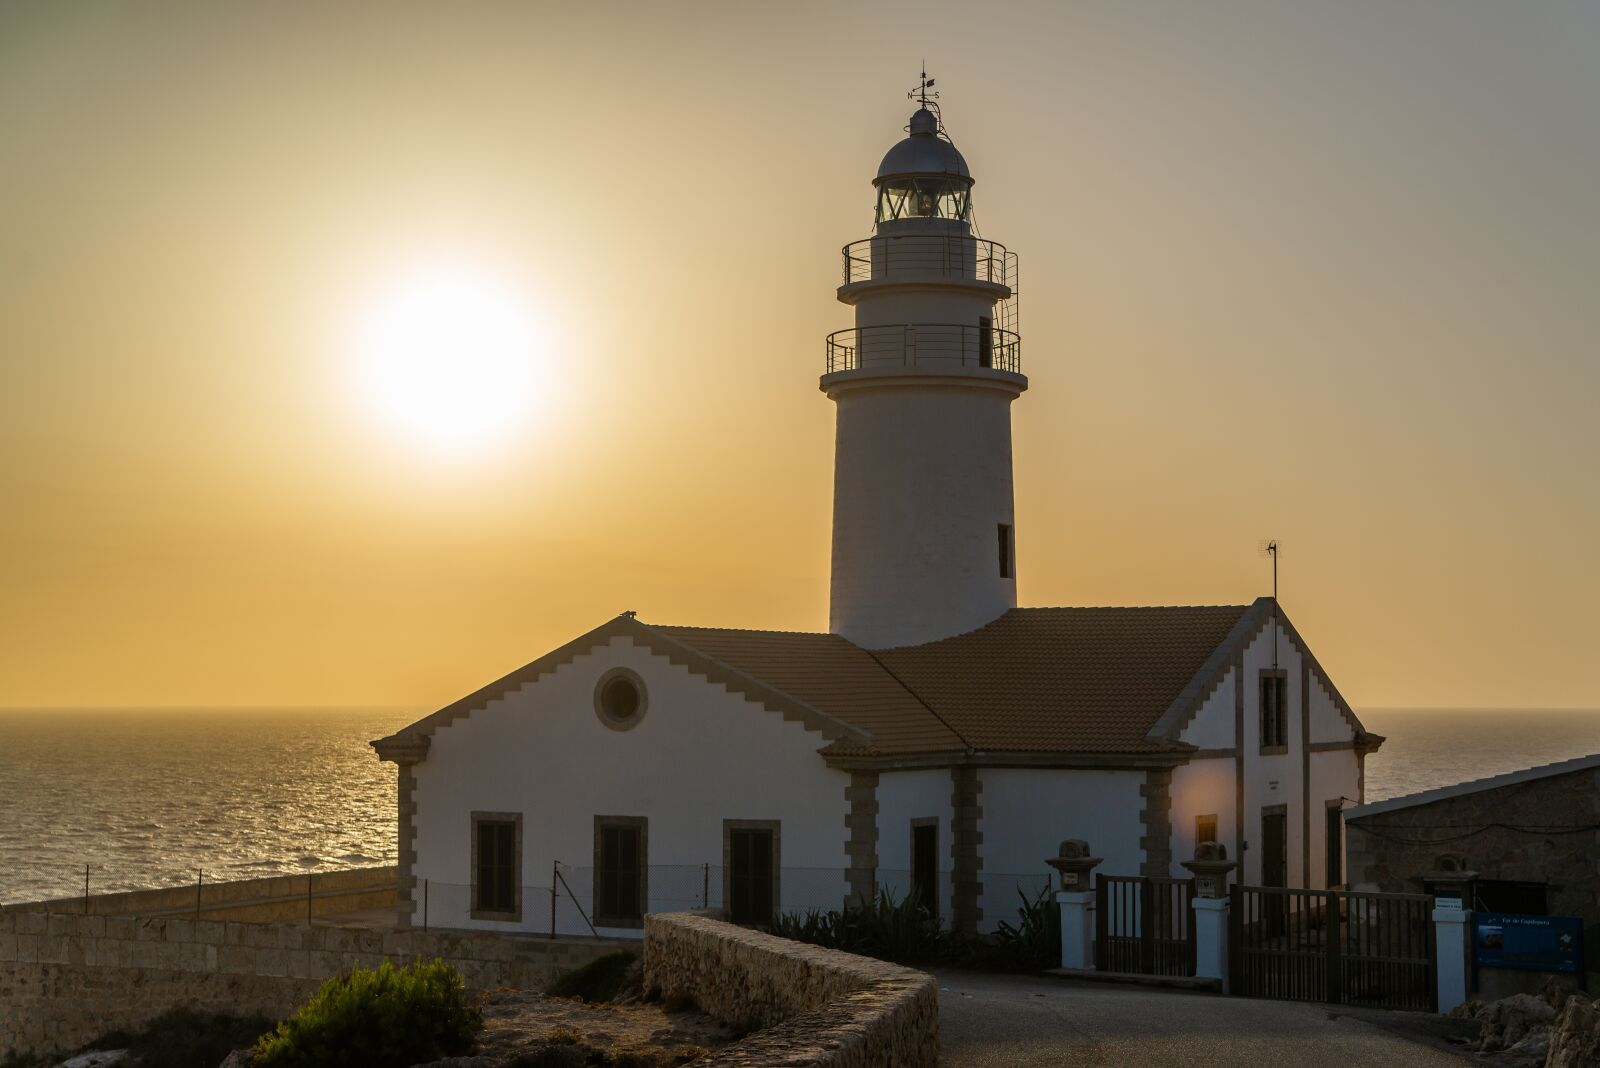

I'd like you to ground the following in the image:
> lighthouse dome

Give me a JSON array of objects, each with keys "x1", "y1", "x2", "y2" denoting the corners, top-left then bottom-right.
[{"x1": 875, "y1": 108, "x2": 971, "y2": 183}]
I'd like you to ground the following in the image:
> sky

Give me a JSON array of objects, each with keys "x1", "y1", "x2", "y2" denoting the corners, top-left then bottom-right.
[{"x1": 1, "y1": 1, "x2": 1596, "y2": 712}]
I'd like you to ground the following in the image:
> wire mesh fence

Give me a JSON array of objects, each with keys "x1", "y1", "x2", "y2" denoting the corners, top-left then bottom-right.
[{"x1": 414, "y1": 863, "x2": 1059, "y2": 937}]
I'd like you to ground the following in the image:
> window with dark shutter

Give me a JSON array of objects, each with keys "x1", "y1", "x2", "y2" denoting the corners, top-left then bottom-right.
[
  {"x1": 1260, "y1": 672, "x2": 1288, "y2": 750},
  {"x1": 594, "y1": 817, "x2": 646, "y2": 927},
  {"x1": 474, "y1": 818, "x2": 517, "y2": 915},
  {"x1": 1326, "y1": 805, "x2": 1343, "y2": 887}
]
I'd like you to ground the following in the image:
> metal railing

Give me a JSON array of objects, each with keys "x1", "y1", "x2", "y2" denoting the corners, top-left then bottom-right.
[
  {"x1": 842, "y1": 235, "x2": 1017, "y2": 289},
  {"x1": 826, "y1": 323, "x2": 1022, "y2": 375}
]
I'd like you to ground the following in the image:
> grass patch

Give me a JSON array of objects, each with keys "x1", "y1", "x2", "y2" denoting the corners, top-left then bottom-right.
[{"x1": 547, "y1": 951, "x2": 637, "y2": 1003}]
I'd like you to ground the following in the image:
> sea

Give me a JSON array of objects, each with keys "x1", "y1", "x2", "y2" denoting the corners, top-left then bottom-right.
[{"x1": 0, "y1": 706, "x2": 1596, "y2": 905}]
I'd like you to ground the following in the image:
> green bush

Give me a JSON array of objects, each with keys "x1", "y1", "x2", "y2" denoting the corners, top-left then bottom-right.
[
  {"x1": 253, "y1": 959, "x2": 482, "y2": 1068},
  {"x1": 776, "y1": 884, "x2": 1059, "y2": 972},
  {"x1": 773, "y1": 890, "x2": 953, "y2": 966},
  {"x1": 548, "y1": 950, "x2": 637, "y2": 1003}
]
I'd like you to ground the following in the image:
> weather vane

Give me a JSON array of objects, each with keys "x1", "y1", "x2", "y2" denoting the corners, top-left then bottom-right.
[{"x1": 909, "y1": 62, "x2": 938, "y2": 107}]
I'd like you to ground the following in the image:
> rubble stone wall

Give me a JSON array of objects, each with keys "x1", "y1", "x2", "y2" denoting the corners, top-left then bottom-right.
[
  {"x1": 1346, "y1": 763, "x2": 1600, "y2": 999},
  {"x1": 643, "y1": 912, "x2": 938, "y2": 1067},
  {"x1": 0, "y1": 908, "x2": 628, "y2": 1058}
]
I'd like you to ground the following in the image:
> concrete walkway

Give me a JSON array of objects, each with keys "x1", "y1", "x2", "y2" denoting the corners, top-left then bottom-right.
[{"x1": 937, "y1": 970, "x2": 1477, "y2": 1067}]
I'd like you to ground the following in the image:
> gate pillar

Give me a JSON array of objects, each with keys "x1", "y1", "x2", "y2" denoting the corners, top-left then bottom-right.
[
  {"x1": 1182, "y1": 842, "x2": 1238, "y2": 990},
  {"x1": 1432, "y1": 902, "x2": 1470, "y2": 1014},
  {"x1": 1047, "y1": 839, "x2": 1102, "y2": 970},
  {"x1": 1056, "y1": 890, "x2": 1096, "y2": 969},
  {"x1": 1193, "y1": 898, "x2": 1230, "y2": 989}
]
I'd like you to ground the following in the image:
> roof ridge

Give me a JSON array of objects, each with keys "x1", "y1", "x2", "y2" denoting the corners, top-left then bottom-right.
[{"x1": 652, "y1": 622, "x2": 834, "y2": 638}]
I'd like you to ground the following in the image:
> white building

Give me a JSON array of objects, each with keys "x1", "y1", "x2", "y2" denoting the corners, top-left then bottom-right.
[{"x1": 374, "y1": 98, "x2": 1382, "y2": 939}]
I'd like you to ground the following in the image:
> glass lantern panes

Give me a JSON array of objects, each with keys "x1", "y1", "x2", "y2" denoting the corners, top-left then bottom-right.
[{"x1": 876, "y1": 177, "x2": 971, "y2": 223}]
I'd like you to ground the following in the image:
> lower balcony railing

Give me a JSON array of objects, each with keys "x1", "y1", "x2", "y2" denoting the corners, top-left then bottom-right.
[{"x1": 825, "y1": 323, "x2": 1022, "y2": 375}]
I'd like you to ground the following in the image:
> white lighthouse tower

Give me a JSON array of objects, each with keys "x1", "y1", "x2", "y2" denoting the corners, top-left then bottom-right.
[{"x1": 825, "y1": 85, "x2": 1027, "y2": 649}]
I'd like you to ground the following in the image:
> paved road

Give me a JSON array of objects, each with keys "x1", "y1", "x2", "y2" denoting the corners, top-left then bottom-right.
[{"x1": 936, "y1": 970, "x2": 1476, "y2": 1067}]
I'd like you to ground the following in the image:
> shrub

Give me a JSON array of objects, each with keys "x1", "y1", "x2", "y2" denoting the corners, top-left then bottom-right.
[
  {"x1": 988, "y1": 884, "x2": 1060, "y2": 971},
  {"x1": 547, "y1": 951, "x2": 637, "y2": 1003},
  {"x1": 774, "y1": 890, "x2": 952, "y2": 966},
  {"x1": 253, "y1": 959, "x2": 482, "y2": 1068}
]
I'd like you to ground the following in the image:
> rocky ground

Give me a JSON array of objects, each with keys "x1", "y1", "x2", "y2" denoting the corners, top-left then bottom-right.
[
  {"x1": 410, "y1": 988, "x2": 739, "y2": 1068},
  {"x1": 1448, "y1": 979, "x2": 1600, "y2": 1067}
]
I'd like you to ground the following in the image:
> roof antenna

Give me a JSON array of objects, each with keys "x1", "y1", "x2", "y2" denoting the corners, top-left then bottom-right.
[{"x1": 1259, "y1": 539, "x2": 1280, "y2": 669}]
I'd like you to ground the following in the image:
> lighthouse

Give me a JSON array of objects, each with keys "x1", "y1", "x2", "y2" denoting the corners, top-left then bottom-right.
[{"x1": 824, "y1": 90, "x2": 1027, "y2": 648}]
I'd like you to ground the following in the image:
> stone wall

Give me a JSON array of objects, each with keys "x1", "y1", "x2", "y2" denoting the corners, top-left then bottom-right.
[
  {"x1": 0, "y1": 908, "x2": 629, "y2": 1058},
  {"x1": 643, "y1": 912, "x2": 937, "y2": 1067},
  {"x1": 9, "y1": 866, "x2": 397, "y2": 925},
  {"x1": 1346, "y1": 763, "x2": 1600, "y2": 999}
]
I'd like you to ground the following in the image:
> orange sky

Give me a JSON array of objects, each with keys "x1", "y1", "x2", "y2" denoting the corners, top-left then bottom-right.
[{"x1": 2, "y1": 1, "x2": 1596, "y2": 712}]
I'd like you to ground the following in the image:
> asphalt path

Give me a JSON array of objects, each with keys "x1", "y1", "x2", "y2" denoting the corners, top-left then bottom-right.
[{"x1": 936, "y1": 970, "x2": 1478, "y2": 1067}]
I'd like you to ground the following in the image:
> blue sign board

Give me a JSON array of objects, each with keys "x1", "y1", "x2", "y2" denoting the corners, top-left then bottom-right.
[{"x1": 1473, "y1": 913, "x2": 1583, "y2": 975}]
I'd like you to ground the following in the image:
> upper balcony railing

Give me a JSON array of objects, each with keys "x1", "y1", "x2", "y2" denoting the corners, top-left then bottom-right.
[
  {"x1": 842, "y1": 235, "x2": 1017, "y2": 289},
  {"x1": 825, "y1": 323, "x2": 1022, "y2": 375}
]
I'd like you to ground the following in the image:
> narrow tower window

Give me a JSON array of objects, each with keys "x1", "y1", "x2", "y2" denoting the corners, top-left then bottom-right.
[
  {"x1": 998, "y1": 524, "x2": 1013, "y2": 579},
  {"x1": 978, "y1": 316, "x2": 993, "y2": 368}
]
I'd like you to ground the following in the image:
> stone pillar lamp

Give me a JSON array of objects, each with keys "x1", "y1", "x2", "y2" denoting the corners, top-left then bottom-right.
[
  {"x1": 1046, "y1": 839, "x2": 1103, "y2": 893},
  {"x1": 1181, "y1": 840, "x2": 1239, "y2": 899}
]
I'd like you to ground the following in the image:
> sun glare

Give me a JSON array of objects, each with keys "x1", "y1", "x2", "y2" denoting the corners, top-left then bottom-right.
[{"x1": 351, "y1": 265, "x2": 544, "y2": 454}]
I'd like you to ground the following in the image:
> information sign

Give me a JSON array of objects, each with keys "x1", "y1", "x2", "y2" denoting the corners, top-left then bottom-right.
[{"x1": 1473, "y1": 913, "x2": 1583, "y2": 975}]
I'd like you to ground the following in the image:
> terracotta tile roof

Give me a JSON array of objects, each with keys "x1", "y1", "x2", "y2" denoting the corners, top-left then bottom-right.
[
  {"x1": 380, "y1": 602, "x2": 1321, "y2": 765},
  {"x1": 874, "y1": 606, "x2": 1253, "y2": 754},
  {"x1": 655, "y1": 605, "x2": 1255, "y2": 757},
  {"x1": 648, "y1": 625, "x2": 967, "y2": 754}
]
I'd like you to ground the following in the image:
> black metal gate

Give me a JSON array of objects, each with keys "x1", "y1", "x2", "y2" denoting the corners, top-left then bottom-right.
[
  {"x1": 1230, "y1": 885, "x2": 1435, "y2": 1010},
  {"x1": 1095, "y1": 874, "x2": 1197, "y2": 976}
]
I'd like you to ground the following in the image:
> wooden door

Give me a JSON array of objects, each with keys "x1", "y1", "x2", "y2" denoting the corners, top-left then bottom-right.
[{"x1": 728, "y1": 828, "x2": 775, "y2": 926}]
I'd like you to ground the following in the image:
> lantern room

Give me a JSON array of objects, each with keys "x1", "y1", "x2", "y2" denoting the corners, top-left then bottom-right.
[{"x1": 874, "y1": 107, "x2": 973, "y2": 227}]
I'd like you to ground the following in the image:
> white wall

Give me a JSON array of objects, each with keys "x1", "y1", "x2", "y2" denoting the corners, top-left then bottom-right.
[
  {"x1": 411, "y1": 635, "x2": 850, "y2": 937},
  {"x1": 976, "y1": 768, "x2": 1144, "y2": 933},
  {"x1": 874, "y1": 769, "x2": 953, "y2": 919},
  {"x1": 1177, "y1": 673, "x2": 1235, "y2": 750},
  {"x1": 1167, "y1": 757, "x2": 1237, "y2": 877},
  {"x1": 1236, "y1": 624, "x2": 1362, "y2": 889},
  {"x1": 1308, "y1": 673, "x2": 1353, "y2": 743},
  {"x1": 1308, "y1": 748, "x2": 1360, "y2": 888},
  {"x1": 828, "y1": 380, "x2": 1021, "y2": 648}
]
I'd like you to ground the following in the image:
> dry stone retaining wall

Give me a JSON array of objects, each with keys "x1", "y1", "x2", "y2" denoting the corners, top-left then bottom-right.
[
  {"x1": 643, "y1": 912, "x2": 938, "y2": 1066},
  {"x1": 0, "y1": 908, "x2": 628, "y2": 1059}
]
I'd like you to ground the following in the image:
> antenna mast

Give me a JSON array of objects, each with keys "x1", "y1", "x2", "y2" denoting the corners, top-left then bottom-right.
[{"x1": 1266, "y1": 540, "x2": 1279, "y2": 669}]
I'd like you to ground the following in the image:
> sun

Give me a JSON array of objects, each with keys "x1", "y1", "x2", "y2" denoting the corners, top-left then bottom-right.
[{"x1": 350, "y1": 264, "x2": 544, "y2": 454}]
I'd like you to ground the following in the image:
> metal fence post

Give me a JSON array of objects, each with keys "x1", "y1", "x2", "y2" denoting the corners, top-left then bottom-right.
[
  {"x1": 306, "y1": 873, "x2": 313, "y2": 925},
  {"x1": 550, "y1": 861, "x2": 558, "y2": 938},
  {"x1": 423, "y1": 879, "x2": 429, "y2": 931},
  {"x1": 702, "y1": 863, "x2": 709, "y2": 910},
  {"x1": 195, "y1": 869, "x2": 203, "y2": 920},
  {"x1": 84, "y1": 864, "x2": 90, "y2": 915}
]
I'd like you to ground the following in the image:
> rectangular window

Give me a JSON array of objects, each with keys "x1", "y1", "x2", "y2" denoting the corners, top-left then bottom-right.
[
  {"x1": 725, "y1": 820, "x2": 779, "y2": 927},
  {"x1": 471, "y1": 811, "x2": 521, "y2": 920},
  {"x1": 594, "y1": 816, "x2": 646, "y2": 928},
  {"x1": 911, "y1": 819, "x2": 938, "y2": 915},
  {"x1": 1325, "y1": 804, "x2": 1343, "y2": 887},
  {"x1": 978, "y1": 315, "x2": 994, "y2": 368},
  {"x1": 1196, "y1": 814, "x2": 1218, "y2": 846},
  {"x1": 998, "y1": 524, "x2": 1013, "y2": 579},
  {"x1": 1260, "y1": 670, "x2": 1288, "y2": 751}
]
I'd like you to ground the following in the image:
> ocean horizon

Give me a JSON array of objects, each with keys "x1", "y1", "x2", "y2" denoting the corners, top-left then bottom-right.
[{"x1": 1, "y1": 704, "x2": 1596, "y2": 905}]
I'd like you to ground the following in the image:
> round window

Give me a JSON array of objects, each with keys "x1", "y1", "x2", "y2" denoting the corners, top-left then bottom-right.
[{"x1": 594, "y1": 668, "x2": 648, "y2": 731}]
